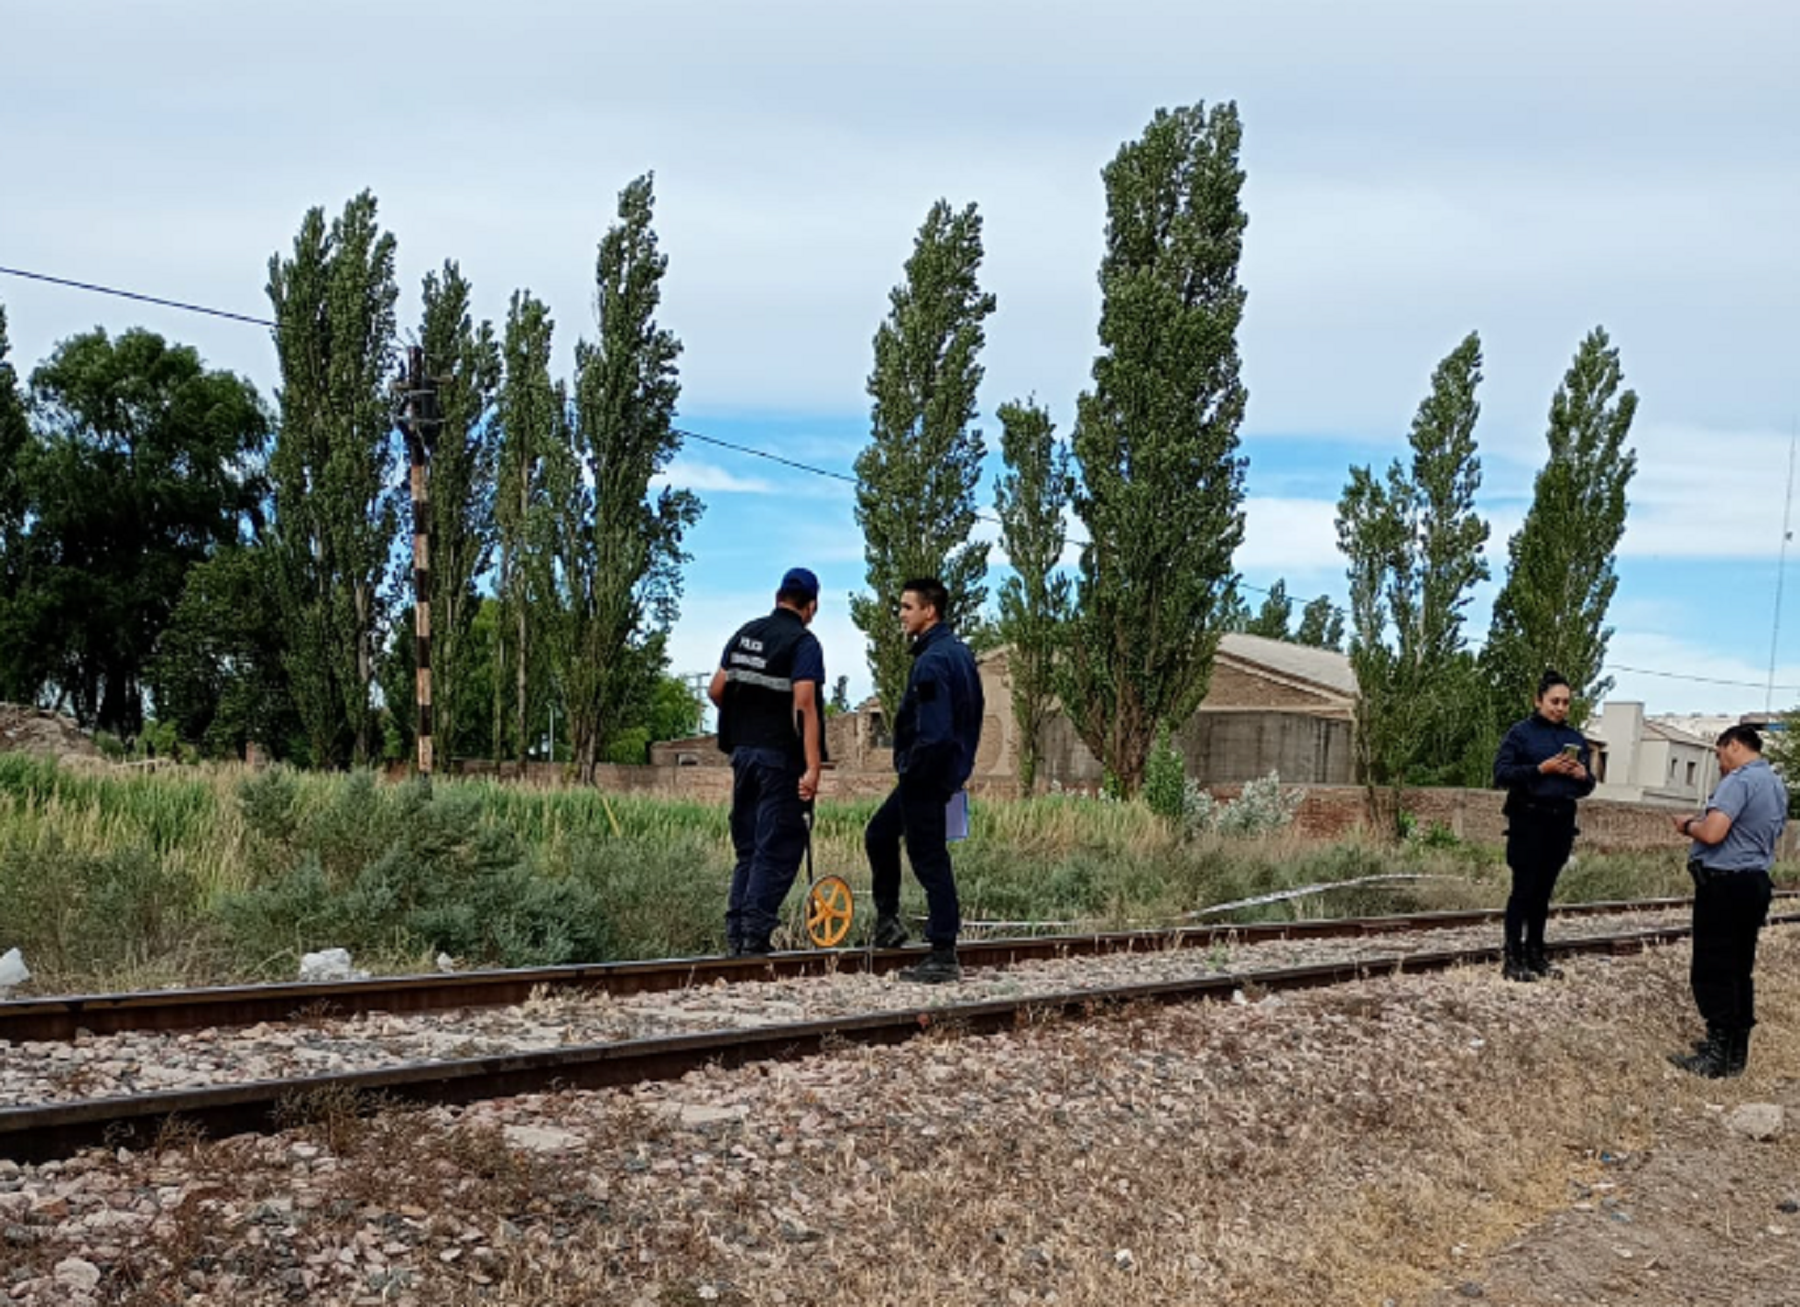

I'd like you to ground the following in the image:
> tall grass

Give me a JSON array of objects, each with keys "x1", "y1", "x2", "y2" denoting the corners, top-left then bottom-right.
[{"x1": 0, "y1": 754, "x2": 1767, "y2": 993}]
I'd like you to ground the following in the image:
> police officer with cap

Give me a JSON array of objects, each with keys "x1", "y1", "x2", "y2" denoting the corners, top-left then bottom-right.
[{"x1": 709, "y1": 568, "x2": 828, "y2": 955}]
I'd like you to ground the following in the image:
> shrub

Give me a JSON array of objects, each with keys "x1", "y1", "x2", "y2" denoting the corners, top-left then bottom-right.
[
  {"x1": 1143, "y1": 726, "x2": 1187, "y2": 824},
  {"x1": 1182, "y1": 771, "x2": 1302, "y2": 839}
]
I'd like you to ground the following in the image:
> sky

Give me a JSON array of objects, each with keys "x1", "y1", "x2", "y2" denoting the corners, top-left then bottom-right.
[{"x1": 2, "y1": 0, "x2": 1797, "y2": 718}]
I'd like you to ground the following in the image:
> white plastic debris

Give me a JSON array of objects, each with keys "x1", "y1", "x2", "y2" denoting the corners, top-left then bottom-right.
[
  {"x1": 298, "y1": 947, "x2": 367, "y2": 982},
  {"x1": 0, "y1": 947, "x2": 29, "y2": 993},
  {"x1": 436, "y1": 953, "x2": 457, "y2": 973}
]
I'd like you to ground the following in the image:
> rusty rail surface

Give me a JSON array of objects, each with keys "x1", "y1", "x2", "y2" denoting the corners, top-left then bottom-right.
[
  {"x1": 3, "y1": 912, "x2": 1794, "y2": 1167},
  {"x1": 0, "y1": 895, "x2": 1763, "y2": 1044}
]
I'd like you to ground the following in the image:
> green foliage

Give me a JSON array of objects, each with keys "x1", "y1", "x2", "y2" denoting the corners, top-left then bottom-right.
[
  {"x1": 266, "y1": 190, "x2": 402, "y2": 767},
  {"x1": 1065, "y1": 102, "x2": 1249, "y2": 795},
  {"x1": 993, "y1": 397, "x2": 1072, "y2": 791},
  {"x1": 0, "y1": 305, "x2": 32, "y2": 673},
  {"x1": 1294, "y1": 595, "x2": 1344, "y2": 651},
  {"x1": 494, "y1": 293, "x2": 560, "y2": 765},
  {"x1": 1, "y1": 326, "x2": 270, "y2": 736},
  {"x1": 418, "y1": 262, "x2": 503, "y2": 764},
  {"x1": 1244, "y1": 580, "x2": 1293, "y2": 640},
  {"x1": 222, "y1": 773, "x2": 609, "y2": 971},
  {"x1": 1142, "y1": 724, "x2": 1187, "y2": 823},
  {"x1": 543, "y1": 174, "x2": 701, "y2": 780},
  {"x1": 850, "y1": 198, "x2": 996, "y2": 717},
  {"x1": 1337, "y1": 332, "x2": 1492, "y2": 819},
  {"x1": 1763, "y1": 715, "x2": 1800, "y2": 818},
  {"x1": 0, "y1": 834, "x2": 207, "y2": 979},
  {"x1": 1483, "y1": 326, "x2": 1638, "y2": 730},
  {"x1": 152, "y1": 545, "x2": 301, "y2": 760}
]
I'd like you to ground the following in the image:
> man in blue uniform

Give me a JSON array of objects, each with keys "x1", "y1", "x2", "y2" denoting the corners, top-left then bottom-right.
[
  {"x1": 1670, "y1": 723, "x2": 1788, "y2": 1078},
  {"x1": 709, "y1": 568, "x2": 827, "y2": 956},
  {"x1": 864, "y1": 577, "x2": 985, "y2": 984}
]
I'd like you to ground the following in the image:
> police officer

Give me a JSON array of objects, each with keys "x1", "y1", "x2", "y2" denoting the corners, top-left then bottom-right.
[
  {"x1": 864, "y1": 577, "x2": 984, "y2": 984},
  {"x1": 709, "y1": 568, "x2": 827, "y2": 956},
  {"x1": 1669, "y1": 723, "x2": 1787, "y2": 1078},
  {"x1": 1493, "y1": 669, "x2": 1596, "y2": 981}
]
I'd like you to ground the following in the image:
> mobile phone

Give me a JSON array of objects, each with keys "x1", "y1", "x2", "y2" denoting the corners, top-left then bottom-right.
[{"x1": 1559, "y1": 744, "x2": 1581, "y2": 758}]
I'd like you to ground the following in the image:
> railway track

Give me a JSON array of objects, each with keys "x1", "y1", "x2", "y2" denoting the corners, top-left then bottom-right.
[
  {"x1": 4, "y1": 900, "x2": 1795, "y2": 1166},
  {"x1": 4, "y1": 893, "x2": 1779, "y2": 1044}
]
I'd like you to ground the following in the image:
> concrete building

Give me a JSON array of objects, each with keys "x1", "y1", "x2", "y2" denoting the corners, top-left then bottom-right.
[
  {"x1": 651, "y1": 632, "x2": 1358, "y2": 793},
  {"x1": 1589, "y1": 701, "x2": 1721, "y2": 807}
]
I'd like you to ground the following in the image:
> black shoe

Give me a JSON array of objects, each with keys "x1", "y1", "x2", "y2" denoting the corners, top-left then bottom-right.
[
  {"x1": 1671, "y1": 1027, "x2": 1732, "y2": 1078},
  {"x1": 739, "y1": 937, "x2": 773, "y2": 957},
  {"x1": 872, "y1": 915, "x2": 910, "y2": 950},
  {"x1": 726, "y1": 940, "x2": 745, "y2": 958},
  {"x1": 1525, "y1": 947, "x2": 1563, "y2": 980},
  {"x1": 1501, "y1": 948, "x2": 1538, "y2": 983},
  {"x1": 1726, "y1": 1028, "x2": 1750, "y2": 1077},
  {"x1": 899, "y1": 948, "x2": 961, "y2": 985}
]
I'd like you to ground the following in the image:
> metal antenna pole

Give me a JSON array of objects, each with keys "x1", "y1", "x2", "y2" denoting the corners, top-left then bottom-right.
[{"x1": 1769, "y1": 420, "x2": 1798, "y2": 714}]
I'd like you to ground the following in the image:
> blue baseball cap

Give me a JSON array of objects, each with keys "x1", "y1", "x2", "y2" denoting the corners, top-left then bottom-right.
[{"x1": 779, "y1": 567, "x2": 820, "y2": 601}]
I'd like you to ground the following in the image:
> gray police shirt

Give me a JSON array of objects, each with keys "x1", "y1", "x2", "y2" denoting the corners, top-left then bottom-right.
[{"x1": 1692, "y1": 757, "x2": 1788, "y2": 872}]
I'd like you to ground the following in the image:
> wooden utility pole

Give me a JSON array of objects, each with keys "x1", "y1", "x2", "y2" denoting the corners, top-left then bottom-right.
[{"x1": 396, "y1": 346, "x2": 442, "y2": 784}]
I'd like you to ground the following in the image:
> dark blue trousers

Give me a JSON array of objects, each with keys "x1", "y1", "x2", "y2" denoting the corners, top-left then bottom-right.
[
  {"x1": 865, "y1": 780, "x2": 960, "y2": 948},
  {"x1": 1504, "y1": 809, "x2": 1575, "y2": 952},
  {"x1": 725, "y1": 753, "x2": 808, "y2": 949}
]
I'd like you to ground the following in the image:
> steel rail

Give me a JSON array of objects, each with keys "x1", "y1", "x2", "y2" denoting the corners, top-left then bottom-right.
[
  {"x1": 4, "y1": 913, "x2": 1794, "y2": 1167},
  {"x1": 0, "y1": 895, "x2": 1760, "y2": 1043}
]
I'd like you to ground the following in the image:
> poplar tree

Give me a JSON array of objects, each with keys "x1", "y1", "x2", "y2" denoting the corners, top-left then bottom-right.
[
  {"x1": 993, "y1": 398, "x2": 1073, "y2": 791},
  {"x1": 417, "y1": 262, "x2": 501, "y2": 759},
  {"x1": 493, "y1": 291, "x2": 558, "y2": 765},
  {"x1": 0, "y1": 306, "x2": 31, "y2": 701},
  {"x1": 1294, "y1": 595, "x2": 1344, "y2": 651},
  {"x1": 544, "y1": 174, "x2": 701, "y2": 782},
  {"x1": 1337, "y1": 331, "x2": 1490, "y2": 810},
  {"x1": 1245, "y1": 580, "x2": 1293, "y2": 639},
  {"x1": 1483, "y1": 326, "x2": 1637, "y2": 728},
  {"x1": 267, "y1": 191, "x2": 400, "y2": 767},
  {"x1": 1064, "y1": 102, "x2": 1250, "y2": 794},
  {"x1": 851, "y1": 199, "x2": 995, "y2": 718}
]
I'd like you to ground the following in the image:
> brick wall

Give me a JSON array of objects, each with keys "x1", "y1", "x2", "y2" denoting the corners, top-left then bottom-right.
[{"x1": 1201, "y1": 783, "x2": 1763, "y2": 853}]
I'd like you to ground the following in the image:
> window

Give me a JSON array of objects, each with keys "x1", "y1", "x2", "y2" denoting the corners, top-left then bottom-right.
[
  {"x1": 1687, "y1": 760, "x2": 1696, "y2": 786},
  {"x1": 1670, "y1": 758, "x2": 1679, "y2": 779}
]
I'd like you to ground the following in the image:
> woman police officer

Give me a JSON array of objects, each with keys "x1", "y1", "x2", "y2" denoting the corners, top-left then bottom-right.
[{"x1": 1492, "y1": 669, "x2": 1596, "y2": 981}]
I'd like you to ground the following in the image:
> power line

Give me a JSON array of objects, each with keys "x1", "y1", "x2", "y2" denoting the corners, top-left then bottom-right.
[
  {"x1": 1607, "y1": 664, "x2": 1800, "y2": 694},
  {"x1": 5, "y1": 261, "x2": 1791, "y2": 699},
  {"x1": 0, "y1": 265, "x2": 275, "y2": 328}
]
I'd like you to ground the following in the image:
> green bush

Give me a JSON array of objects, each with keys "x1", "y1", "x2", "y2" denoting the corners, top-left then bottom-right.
[
  {"x1": 1143, "y1": 726, "x2": 1187, "y2": 824},
  {"x1": 0, "y1": 833, "x2": 208, "y2": 981},
  {"x1": 220, "y1": 776, "x2": 611, "y2": 974}
]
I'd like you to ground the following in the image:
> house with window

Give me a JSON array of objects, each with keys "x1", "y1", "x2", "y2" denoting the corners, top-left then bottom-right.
[{"x1": 1588, "y1": 701, "x2": 1722, "y2": 806}]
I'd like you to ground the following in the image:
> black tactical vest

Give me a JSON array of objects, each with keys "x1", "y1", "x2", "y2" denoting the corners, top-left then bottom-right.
[{"x1": 717, "y1": 609, "x2": 824, "y2": 765}]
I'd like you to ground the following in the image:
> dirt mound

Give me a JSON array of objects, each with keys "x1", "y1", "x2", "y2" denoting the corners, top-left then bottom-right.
[{"x1": 0, "y1": 703, "x2": 103, "y2": 763}]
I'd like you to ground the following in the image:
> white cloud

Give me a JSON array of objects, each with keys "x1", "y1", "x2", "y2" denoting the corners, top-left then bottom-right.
[{"x1": 652, "y1": 459, "x2": 775, "y2": 495}]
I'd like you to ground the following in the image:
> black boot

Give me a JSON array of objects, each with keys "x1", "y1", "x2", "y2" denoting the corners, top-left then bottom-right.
[
  {"x1": 899, "y1": 947, "x2": 961, "y2": 985},
  {"x1": 1525, "y1": 945, "x2": 1563, "y2": 980},
  {"x1": 872, "y1": 915, "x2": 910, "y2": 950},
  {"x1": 1501, "y1": 947, "x2": 1538, "y2": 983},
  {"x1": 1671, "y1": 1026, "x2": 1730, "y2": 1078},
  {"x1": 1725, "y1": 1028, "x2": 1750, "y2": 1077}
]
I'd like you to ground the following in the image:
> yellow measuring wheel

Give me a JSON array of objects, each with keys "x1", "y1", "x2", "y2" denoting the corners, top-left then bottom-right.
[
  {"x1": 796, "y1": 807, "x2": 855, "y2": 948},
  {"x1": 805, "y1": 874, "x2": 854, "y2": 948}
]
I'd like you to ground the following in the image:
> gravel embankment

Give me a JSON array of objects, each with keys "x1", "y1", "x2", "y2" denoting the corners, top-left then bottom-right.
[{"x1": 1, "y1": 908, "x2": 1696, "y2": 1109}]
